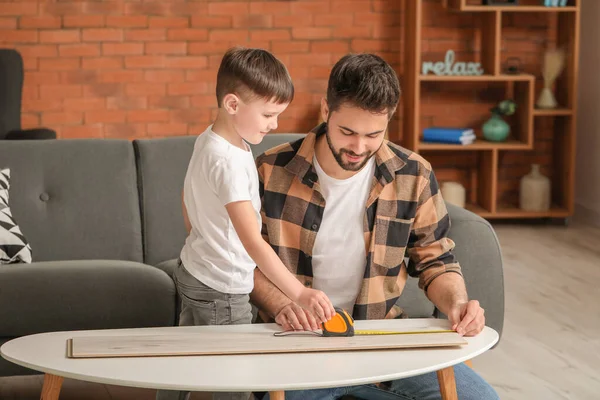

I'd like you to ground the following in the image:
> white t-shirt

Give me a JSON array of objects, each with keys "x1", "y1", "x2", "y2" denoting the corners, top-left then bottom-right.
[
  {"x1": 311, "y1": 155, "x2": 376, "y2": 312},
  {"x1": 180, "y1": 126, "x2": 261, "y2": 294}
]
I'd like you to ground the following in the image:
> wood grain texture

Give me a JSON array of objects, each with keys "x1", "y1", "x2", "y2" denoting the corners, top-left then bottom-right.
[
  {"x1": 68, "y1": 331, "x2": 466, "y2": 358},
  {"x1": 40, "y1": 374, "x2": 63, "y2": 400},
  {"x1": 437, "y1": 367, "x2": 458, "y2": 400},
  {"x1": 268, "y1": 391, "x2": 285, "y2": 400}
]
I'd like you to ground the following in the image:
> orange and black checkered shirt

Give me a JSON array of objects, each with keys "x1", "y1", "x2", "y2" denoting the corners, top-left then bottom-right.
[{"x1": 256, "y1": 123, "x2": 462, "y2": 320}]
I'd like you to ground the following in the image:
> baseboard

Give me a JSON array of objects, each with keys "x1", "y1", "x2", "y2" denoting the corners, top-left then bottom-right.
[{"x1": 574, "y1": 203, "x2": 600, "y2": 228}]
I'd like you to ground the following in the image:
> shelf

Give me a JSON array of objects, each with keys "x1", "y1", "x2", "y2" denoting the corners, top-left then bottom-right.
[
  {"x1": 533, "y1": 108, "x2": 573, "y2": 116},
  {"x1": 491, "y1": 205, "x2": 570, "y2": 219},
  {"x1": 419, "y1": 139, "x2": 530, "y2": 151},
  {"x1": 419, "y1": 74, "x2": 534, "y2": 82},
  {"x1": 404, "y1": 0, "x2": 579, "y2": 221},
  {"x1": 458, "y1": 6, "x2": 576, "y2": 12},
  {"x1": 463, "y1": 204, "x2": 569, "y2": 219},
  {"x1": 442, "y1": 1, "x2": 577, "y2": 12}
]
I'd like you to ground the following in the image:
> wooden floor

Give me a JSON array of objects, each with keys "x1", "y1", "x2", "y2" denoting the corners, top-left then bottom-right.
[{"x1": 1, "y1": 221, "x2": 599, "y2": 400}]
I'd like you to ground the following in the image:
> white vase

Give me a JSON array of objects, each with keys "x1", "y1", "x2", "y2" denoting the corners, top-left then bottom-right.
[
  {"x1": 519, "y1": 164, "x2": 550, "y2": 211},
  {"x1": 441, "y1": 181, "x2": 466, "y2": 208}
]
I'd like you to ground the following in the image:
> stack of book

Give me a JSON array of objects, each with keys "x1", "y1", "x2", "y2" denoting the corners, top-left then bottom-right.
[{"x1": 422, "y1": 127, "x2": 476, "y2": 145}]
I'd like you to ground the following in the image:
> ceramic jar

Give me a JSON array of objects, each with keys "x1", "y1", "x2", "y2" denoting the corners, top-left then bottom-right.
[
  {"x1": 441, "y1": 181, "x2": 466, "y2": 208},
  {"x1": 519, "y1": 164, "x2": 550, "y2": 211}
]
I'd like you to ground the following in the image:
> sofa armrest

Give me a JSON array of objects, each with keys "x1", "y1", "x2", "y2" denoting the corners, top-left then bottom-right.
[
  {"x1": 0, "y1": 260, "x2": 177, "y2": 336},
  {"x1": 439, "y1": 203, "x2": 505, "y2": 342},
  {"x1": 5, "y1": 128, "x2": 57, "y2": 140}
]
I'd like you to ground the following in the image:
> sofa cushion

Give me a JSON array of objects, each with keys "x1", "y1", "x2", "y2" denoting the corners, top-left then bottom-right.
[
  {"x1": 0, "y1": 140, "x2": 143, "y2": 262},
  {"x1": 0, "y1": 260, "x2": 176, "y2": 337},
  {"x1": 0, "y1": 169, "x2": 32, "y2": 264}
]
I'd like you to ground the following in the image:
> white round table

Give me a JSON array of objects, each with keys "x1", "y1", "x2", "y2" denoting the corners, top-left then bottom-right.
[{"x1": 1, "y1": 320, "x2": 498, "y2": 400}]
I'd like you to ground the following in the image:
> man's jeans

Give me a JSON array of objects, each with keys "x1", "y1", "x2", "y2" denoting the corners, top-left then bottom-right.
[{"x1": 259, "y1": 363, "x2": 499, "y2": 400}]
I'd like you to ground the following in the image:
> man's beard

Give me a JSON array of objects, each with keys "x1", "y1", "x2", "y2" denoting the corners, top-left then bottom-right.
[{"x1": 325, "y1": 127, "x2": 378, "y2": 172}]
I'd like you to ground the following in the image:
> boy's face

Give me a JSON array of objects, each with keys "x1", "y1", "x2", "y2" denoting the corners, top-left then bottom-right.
[
  {"x1": 231, "y1": 96, "x2": 289, "y2": 145},
  {"x1": 320, "y1": 98, "x2": 389, "y2": 171}
]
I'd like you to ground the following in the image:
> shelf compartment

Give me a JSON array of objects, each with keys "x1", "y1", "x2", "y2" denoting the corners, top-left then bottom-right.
[
  {"x1": 495, "y1": 130, "x2": 573, "y2": 218},
  {"x1": 418, "y1": 79, "x2": 534, "y2": 149},
  {"x1": 419, "y1": 150, "x2": 497, "y2": 213}
]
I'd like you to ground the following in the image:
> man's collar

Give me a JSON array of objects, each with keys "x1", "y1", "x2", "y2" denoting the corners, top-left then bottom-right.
[{"x1": 285, "y1": 123, "x2": 406, "y2": 187}]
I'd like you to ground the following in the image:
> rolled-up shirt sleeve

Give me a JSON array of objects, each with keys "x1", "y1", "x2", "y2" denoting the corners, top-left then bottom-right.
[{"x1": 406, "y1": 168, "x2": 462, "y2": 292}]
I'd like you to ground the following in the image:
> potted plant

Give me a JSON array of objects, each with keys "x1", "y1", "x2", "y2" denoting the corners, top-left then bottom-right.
[{"x1": 483, "y1": 99, "x2": 516, "y2": 142}]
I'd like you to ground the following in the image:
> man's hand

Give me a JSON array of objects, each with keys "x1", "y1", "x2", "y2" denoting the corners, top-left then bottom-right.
[
  {"x1": 274, "y1": 302, "x2": 321, "y2": 331},
  {"x1": 448, "y1": 300, "x2": 485, "y2": 337}
]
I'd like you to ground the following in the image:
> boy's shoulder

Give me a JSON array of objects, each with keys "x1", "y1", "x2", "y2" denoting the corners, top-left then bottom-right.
[{"x1": 191, "y1": 129, "x2": 233, "y2": 163}]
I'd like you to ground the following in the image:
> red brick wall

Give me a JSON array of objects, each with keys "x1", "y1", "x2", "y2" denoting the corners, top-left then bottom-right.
[{"x1": 1, "y1": 1, "x2": 402, "y2": 139}]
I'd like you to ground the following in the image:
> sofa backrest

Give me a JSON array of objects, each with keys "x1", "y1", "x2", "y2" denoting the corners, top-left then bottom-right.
[
  {"x1": 134, "y1": 133, "x2": 306, "y2": 266},
  {"x1": 133, "y1": 136, "x2": 196, "y2": 266},
  {"x1": 0, "y1": 140, "x2": 143, "y2": 262}
]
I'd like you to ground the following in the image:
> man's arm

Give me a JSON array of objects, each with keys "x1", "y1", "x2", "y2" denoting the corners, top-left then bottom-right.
[
  {"x1": 406, "y1": 167, "x2": 485, "y2": 336},
  {"x1": 427, "y1": 273, "x2": 485, "y2": 337}
]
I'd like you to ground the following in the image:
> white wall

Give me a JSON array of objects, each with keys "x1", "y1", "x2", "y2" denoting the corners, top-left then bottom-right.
[{"x1": 575, "y1": 0, "x2": 600, "y2": 227}]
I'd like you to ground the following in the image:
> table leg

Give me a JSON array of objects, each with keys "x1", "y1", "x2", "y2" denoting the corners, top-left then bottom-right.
[
  {"x1": 436, "y1": 366, "x2": 458, "y2": 400},
  {"x1": 40, "y1": 373, "x2": 64, "y2": 400},
  {"x1": 268, "y1": 390, "x2": 285, "y2": 400}
]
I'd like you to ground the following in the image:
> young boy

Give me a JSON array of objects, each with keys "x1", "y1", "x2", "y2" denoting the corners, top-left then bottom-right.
[{"x1": 156, "y1": 47, "x2": 335, "y2": 400}]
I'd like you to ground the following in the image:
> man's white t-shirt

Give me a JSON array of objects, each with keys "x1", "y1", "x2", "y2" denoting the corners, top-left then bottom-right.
[
  {"x1": 311, "y1": 155, "x2": 375, "y2": 312},
  {"x1": 180, "y1": 126, "x2": 261, "y2": 294}
]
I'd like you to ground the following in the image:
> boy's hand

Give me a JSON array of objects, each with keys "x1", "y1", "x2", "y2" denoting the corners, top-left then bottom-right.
[{"x1": 296, "y1": 288, "x2": 336, "y2": 324}]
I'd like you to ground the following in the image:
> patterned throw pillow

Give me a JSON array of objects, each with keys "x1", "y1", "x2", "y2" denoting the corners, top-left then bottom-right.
[{"x1": 0, "y1": 169, "x2": 32, "y2": 264}]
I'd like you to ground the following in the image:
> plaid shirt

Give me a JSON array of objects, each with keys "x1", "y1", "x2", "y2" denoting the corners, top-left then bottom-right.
[{"x1": 256, "y1": 123, "x2": 462, "y2": 320}]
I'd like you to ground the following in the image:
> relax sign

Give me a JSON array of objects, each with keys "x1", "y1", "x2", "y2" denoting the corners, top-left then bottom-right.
[{"x1": 422, "y1": 50, "x2": 484, "y2": 76}]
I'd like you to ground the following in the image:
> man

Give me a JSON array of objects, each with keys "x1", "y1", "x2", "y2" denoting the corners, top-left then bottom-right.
[{"x1": 251, "y1": 53, "x2": 499, "y2": 400}]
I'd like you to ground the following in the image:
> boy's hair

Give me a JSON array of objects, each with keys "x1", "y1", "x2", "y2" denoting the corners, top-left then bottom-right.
[
  {"x1": 326, "y1": 53, "x2": 401, "y2": 117},
  {"x1": 216, "y1": 47, "x2": 294, "y2": 107}
]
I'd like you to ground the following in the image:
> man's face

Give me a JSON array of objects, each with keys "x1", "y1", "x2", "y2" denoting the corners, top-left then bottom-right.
[{"x1": 321, "y1": 99, "x2": 389, "y2": 171}]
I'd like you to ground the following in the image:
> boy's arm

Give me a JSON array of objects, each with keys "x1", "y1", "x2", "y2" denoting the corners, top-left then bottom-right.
[
  {"x1": 226, "y1": 201, "x2": 334, "y2": 323},
  {"x1": 252, "y1": 268, "x2": 321, "y2": 331},
  {"x1": 182, "y1": 190, "x2": 191, "y2": 234}
]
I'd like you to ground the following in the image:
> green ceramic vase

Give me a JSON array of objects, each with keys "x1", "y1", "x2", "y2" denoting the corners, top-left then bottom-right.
[{"x1": 482, "y1": 113, "x2": 510, "y2": 142}]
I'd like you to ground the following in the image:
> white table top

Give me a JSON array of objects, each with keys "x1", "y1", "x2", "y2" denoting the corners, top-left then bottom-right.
[{"x1": 1, "y1": 319, "x2": 498, "y2": 392}]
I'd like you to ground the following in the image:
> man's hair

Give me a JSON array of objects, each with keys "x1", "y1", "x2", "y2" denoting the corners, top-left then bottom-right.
[
  {"x1": 216, "y1": 47, "x2": 294, "y2": 107},
  {"x1": 327, "y1": 53, "x2": 400, "y2": 117}
]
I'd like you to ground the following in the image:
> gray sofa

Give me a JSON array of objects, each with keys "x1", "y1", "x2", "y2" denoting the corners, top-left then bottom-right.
[{"x1": 0, "y1": 134, "x2": 504, "y2": 377}]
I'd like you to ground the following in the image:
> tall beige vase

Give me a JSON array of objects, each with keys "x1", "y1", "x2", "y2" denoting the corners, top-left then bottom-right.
[{"x1": 519, "y1": 164, "x2": 550, "y2": 211}]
